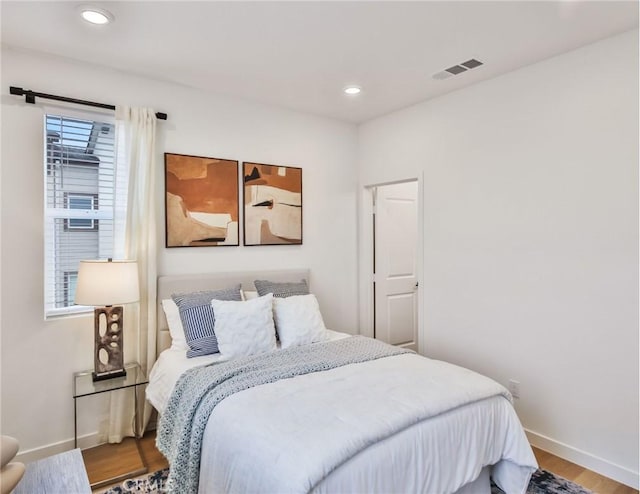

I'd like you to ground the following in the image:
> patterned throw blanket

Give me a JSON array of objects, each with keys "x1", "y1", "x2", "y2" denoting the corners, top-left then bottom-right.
[{"x1": 156, "y1": 336, "x2": 411, "y2": 494}]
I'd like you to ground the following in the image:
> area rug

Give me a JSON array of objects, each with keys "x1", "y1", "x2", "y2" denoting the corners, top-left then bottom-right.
[{"x1": 99, "y1": 467, "x2": 593, "y2": 494}]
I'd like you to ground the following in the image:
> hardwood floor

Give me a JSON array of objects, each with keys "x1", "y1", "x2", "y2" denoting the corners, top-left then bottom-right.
[
  {"x1": 82, "y1": 438, "x2": 146, "y2": 488},
  {"x1": 87, "y1": 432, "x2": 167, "y2": 493},
  {"x1": 88, "y1": 431, "x2": 637, "y2": 494},
  {"x1": 532, "y1": 447, "x2": 638, "y2": 494},
  {"x1": 137, "y1": 431, "x2": 170, "y2": 473}
]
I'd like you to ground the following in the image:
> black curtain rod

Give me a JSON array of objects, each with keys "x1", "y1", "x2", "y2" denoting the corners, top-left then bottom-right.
[{"x1": 9, "y1": 86, "x2": 168, "y2": 120}]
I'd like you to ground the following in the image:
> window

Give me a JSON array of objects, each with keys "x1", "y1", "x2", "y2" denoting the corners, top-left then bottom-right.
[
  {"x1": 64, "y1": 193, "x2": 98, "y2": 230},
  {"x1": 44, "y1": 112, "x2": 122, "y2": 317},
  {"x1": 64, "y1": 271, "x2": 78, "y2": 307}
]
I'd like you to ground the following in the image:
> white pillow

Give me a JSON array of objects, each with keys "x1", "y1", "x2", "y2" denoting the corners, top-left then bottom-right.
[
  {"x1": 242, "y1": 290, "x2": 259, "y2": 300},
  {"x1": 273, "y1": 294, "x2": 328, "y2": 349},
  {"x1": 211, "y1": 293, "x2": 277, "y2": 358},
  {"x1": 161, "y1": 299, "x2": 189, "y2": 351}
]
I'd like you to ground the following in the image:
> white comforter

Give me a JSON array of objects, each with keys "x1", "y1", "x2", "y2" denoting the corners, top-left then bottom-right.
[{"x1": 148, "y1": 337, "x2": 537, "y2": 494}]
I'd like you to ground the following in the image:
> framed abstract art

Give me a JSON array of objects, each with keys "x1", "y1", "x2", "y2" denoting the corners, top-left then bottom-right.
[
  {"x1": 165, "y1": 153, "x2": 239, "y2": 247},
  {"x1": 243, "y1": 162, "x2": 302, "y2": 245}
]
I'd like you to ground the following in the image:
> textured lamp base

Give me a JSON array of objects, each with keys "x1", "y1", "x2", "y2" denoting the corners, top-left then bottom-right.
[{"x1": 93, "y1": 305, "x2": 126, "y2": 381}]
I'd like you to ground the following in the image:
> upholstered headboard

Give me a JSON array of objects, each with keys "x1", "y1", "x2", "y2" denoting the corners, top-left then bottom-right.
[{"x1": 156, "y1": 269, "x2": 310, "y2": 354}]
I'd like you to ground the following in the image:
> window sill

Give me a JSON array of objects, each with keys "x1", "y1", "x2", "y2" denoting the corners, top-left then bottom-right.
[{"x1": 45, "y1": 305, "x2": 93, "y2": 320}]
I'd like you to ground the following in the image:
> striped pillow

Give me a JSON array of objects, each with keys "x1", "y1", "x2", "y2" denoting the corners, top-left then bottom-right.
[
  {"x1": 254, "y1": 279, "x2": 309, "y2": 298},
  {"x1": 172, "y1": 285, "x2": 242, "y2": 358}
]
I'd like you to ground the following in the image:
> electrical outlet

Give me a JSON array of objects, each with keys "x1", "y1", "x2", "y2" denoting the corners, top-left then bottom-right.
[{"x1": 508, "y1": 379, "x2": 521, "y2": 399}]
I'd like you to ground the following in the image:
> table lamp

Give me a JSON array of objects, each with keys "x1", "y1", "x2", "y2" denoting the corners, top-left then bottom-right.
[{"x1": 75, "y1": 258, "x2": 139, "y2": 381}]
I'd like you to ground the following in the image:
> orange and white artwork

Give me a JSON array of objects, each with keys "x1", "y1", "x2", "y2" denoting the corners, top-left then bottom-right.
[
  {"x1": 243, "y1": 162, "x2": 302, "y2": 245},
  {"x1": 165, "y1": 153, "x2": 239, "y2": 247}
]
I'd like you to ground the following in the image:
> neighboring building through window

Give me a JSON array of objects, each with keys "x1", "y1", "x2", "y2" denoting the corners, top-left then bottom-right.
[
  {"x1": 44, "y1": 112, "x2": 120, "y2": 317},
  {"x1": 64, "y1": 271, "x2": 78, "y2": 307},
  {"x1": 65, "y1": 193, "x2": 99, "y2": 231}
]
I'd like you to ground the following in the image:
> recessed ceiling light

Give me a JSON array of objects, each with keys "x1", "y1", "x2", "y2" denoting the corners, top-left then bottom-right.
[
  {"x1": 343, "y1": 86, "x2": 362, "y2": 95},
  {"x1": 79, "y1": 6, "x2": 114, "y2": 25}
]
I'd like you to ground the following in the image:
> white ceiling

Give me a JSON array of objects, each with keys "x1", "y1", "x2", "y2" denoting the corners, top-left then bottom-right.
[{"x1": 1, "y1": 1, "x2": 638, "y2": 123}]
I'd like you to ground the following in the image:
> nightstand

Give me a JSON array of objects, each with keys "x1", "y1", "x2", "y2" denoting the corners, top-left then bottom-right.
[{"x1": 73, "y1": 362, "x2": 149, "y2": 488}]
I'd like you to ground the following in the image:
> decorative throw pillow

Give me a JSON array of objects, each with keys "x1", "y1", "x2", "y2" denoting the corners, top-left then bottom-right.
[
  {"x1": 211, "y1": 294, "x2": 277, "y2": 358},
  {"x1": 172, "y1": 285, "x2": 242, "y2": 358},
  {"x1": 241, "y1": 290, "x2": 259, "y2": 301},
  {"x1": 272, "y1": 294, "x2": 329, "y2": 349},
  {"x1": 161, "y1": 299, "x2": 189, "y2": 352},
  {"x1": 254, "y1": 279, "x2": 309, "y2": 298}
]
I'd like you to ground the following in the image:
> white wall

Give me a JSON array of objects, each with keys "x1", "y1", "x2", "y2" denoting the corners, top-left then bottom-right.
[
  {"x1": 0, "y1": 46, "x2": 358, "y2": 458},
  {"x1": 358, "y1": 30, "x2": 639, "y2": 487},
  {"x1": 2, "y1": 28, "x2": 637, "y2": 486}
]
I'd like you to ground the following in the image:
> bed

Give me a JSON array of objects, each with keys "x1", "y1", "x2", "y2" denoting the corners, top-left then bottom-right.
[{"x1": 147, "y1": 269, "x2": 537, "y2": 494}]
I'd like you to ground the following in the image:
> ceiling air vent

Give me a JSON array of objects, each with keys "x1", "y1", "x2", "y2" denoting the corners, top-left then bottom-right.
[
  {"x1": 461, "y1": 58, "x2": 483, "y2": 69},
  {"x1": 432, "y1": 58, "x2": 483, "y2": 80},
  {"x1": 446, "y1": 64, "x2": 467, "y2": 75}
]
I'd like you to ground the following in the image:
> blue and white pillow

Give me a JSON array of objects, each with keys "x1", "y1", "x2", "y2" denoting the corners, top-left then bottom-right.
[
  {"x1": 254, "y1": 279, "x2": 309, "y2": 298},
  {"x1": 171, "y1": 285, "x2": 242, "y2": 358}
]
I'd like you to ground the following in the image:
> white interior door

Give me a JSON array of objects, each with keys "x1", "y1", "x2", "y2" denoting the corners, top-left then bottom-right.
[{"x1": 374, "y1": 181, "x2": 418, "y2": 351}]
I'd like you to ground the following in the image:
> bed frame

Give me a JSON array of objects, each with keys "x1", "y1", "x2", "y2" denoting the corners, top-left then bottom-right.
[
  {"x1": 153, "y1": 268, "x2": 498, "y2": 494},
  {"x1": 156, "y1": 269, "x2": 310, "y2": 354}
]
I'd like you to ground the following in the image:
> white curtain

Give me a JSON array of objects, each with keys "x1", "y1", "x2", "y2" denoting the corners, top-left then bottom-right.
[{"x1": 104, "y1": 106, "x2": 158, "y2": 443}]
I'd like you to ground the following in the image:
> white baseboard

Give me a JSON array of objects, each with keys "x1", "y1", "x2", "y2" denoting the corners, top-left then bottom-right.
[
  {"x1": 15, "y1": 432, "x2": 103, "y2": 464},
  {"x1": 526, "y1": 429, "x2": 639, "y2": 489}
]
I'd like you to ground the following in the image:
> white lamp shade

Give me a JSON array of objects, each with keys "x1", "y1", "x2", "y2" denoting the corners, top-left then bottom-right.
[{"x1": 75, "y1": 260, "x2": 140, "y2": 306}]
